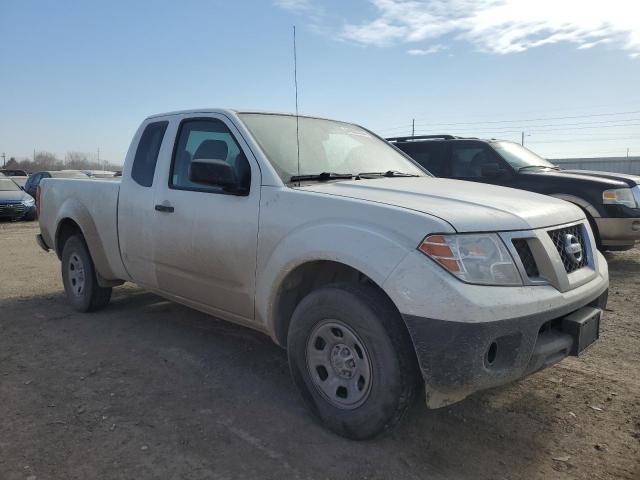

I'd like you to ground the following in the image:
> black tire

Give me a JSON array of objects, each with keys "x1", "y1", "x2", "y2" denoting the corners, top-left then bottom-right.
[
  {"x1": 287, "y1": 283, "x2": 419, "y2": 440},
  {"x1": 61, "y1": 235, "x2": 112, "y2": 312}
]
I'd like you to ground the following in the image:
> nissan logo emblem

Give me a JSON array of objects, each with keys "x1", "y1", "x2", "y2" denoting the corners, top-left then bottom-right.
[{"x1": 563, "y1": 234, "x2": 583, "y2": 264}]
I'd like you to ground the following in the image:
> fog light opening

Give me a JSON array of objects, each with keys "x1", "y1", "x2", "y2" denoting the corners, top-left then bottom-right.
[{"x1": 486, "y1": 342, "x2": 498, "y2": 366}]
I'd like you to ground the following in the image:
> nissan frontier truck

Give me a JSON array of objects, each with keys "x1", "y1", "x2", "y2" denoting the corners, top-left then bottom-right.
[{"x1": 36, "y1": 109, "x2": 609, "y2": 439}]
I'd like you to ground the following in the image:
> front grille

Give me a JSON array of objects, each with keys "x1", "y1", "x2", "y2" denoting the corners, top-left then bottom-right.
[
  {"x1": 0, "y1": 202, "x2": 25, "y2": 218},
  {"x1": 548, "y1": 224, "x2": 588, "y2": 273},
  {"x1": 512, "y1": 239, "x2": 539, "y2": 277}
]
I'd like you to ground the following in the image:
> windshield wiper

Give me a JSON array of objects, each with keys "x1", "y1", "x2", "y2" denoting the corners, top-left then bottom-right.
[
  {"x1": 357, "y1": 170, "x2": 420, "y2": 178},
  {"x1": 518, "y1": 165, "x2": 560, "y2": 171},
  {"x1": 290, "y1": 172, "x2": 355, "y2": 183}
]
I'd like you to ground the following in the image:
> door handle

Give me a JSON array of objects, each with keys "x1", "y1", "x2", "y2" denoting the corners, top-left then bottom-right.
[{"x1": 154, "y1": 204, "x2": 174, "y2": 213}]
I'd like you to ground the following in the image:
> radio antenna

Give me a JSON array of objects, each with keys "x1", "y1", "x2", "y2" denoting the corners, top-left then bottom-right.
[{"x1": 293, "y1": 25, "x2": 301, "y2": 186}]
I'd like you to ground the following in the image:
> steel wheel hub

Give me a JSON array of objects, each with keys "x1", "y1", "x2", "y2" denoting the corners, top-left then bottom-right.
[
  {"x1": 305, "y1": 320, "x2": 372, "y2": 409},
  {"x1": 330, "y1": 344, "x2": 357, "y2": 379},
  {"x1": 68, "y1": 253, "x2": 86, "y2": 297}
]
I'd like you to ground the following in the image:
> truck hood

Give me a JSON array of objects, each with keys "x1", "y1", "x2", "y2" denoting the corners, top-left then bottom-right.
[
  {"x1": 298, "y1": 177, "x2": 583, "y2": 232},
  {"x1": 0, "y1": 190, "x2": 30, "y2": 203},
  {"x1": 560, "y1": 169, "x2": 640, "y2": 187},
  {"x1": 522, "y1": 168, "x2": 639, "y2": 188}
]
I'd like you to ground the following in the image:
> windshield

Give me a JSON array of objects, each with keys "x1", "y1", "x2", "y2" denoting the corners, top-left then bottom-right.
[
  {"x1": 238, "y1": 113, "x2": 426, "y2": 182},
  {"x1": 0, "y1": 178, "x2": 20, "y2": 191},
  {"x1": 492, "y1": 141, "x2": 556, "y2": 170}
]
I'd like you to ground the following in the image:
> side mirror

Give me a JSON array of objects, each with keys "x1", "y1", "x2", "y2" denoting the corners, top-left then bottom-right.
[
  {"x1": 480, "y1": 163, "x2": 505, "y2": 178},
  {"x1": 189, "y1": 159, "x2": 246, "y2": 194}
]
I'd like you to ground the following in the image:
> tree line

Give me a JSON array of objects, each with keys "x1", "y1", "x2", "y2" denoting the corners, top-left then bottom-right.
[{"x1": 4, "y1": 151, "x2": 120, "y2": 173}]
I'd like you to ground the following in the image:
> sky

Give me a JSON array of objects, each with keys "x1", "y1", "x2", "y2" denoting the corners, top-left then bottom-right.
[{"x1": 1, "y1": 0, "x2": 640, "y2": 165}]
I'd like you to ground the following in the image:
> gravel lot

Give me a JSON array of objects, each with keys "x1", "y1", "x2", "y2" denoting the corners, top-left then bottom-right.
[{"x1": 0, "y1": 221, "x2": 638, "y2": 480}]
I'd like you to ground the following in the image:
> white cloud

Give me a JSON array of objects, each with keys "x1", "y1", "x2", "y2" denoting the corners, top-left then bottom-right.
[
  {"x1": 340, "y1": 0, "x2": 640, "y2": 56},
  {"x1": 407, "y1": 44, "x2": 446, "y2": 55},
  {"x1": 275, "y1": 0, "x2": 324, "y2": 18},
  {"x1": 275, "y1": 0, "x2": 312, "y2": 12}
]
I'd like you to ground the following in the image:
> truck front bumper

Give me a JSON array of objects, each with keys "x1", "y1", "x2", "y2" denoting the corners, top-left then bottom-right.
[
  {"x1": 402, "y1": 291, "x2": 607, "y2": 408},
  {"x1": 383, "y1": 244, "x2": 609, "y2": 408},
  {"x1": 595, "y1": 217, "x2": 640, "y2": 247}
]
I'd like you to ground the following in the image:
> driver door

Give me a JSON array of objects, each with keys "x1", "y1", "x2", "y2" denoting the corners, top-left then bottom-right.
[{"x1": 152, "y1": 114, "x2": 261, "y2": 323}]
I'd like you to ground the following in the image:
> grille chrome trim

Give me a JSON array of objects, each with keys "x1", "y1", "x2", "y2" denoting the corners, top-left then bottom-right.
[
  {"x1": 0, "y1": 202, "x2": 26, "y2": 217},
  {"x1": 548, "y1": 224, "x2": 589, "y2": 273}
]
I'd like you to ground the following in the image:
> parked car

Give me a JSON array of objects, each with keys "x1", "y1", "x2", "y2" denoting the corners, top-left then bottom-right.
[
  {"x1": 24, "y1": 170, "x2": 88, "y2": 197},
  {"x1": 37, "y1": 110, "x2": 609, "y2": 439},
  {"x1": 0, "y1": 177, "x2": 36, "y2": 220},
  {"x1": 387, "y1": 135, "x2": 640, "y2": 251}
]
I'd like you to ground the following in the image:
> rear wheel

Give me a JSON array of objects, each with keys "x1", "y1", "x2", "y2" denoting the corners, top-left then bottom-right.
[
  {"x1": 61, "y1": 235, "x2": 112, "y2": 312},
  {"x1": 287, "y1": 283, "x2": 419, "y2": 440}
]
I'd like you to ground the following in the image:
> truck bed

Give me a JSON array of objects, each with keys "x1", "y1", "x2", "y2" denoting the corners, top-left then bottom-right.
[{"x1": 38, "y1": 178, "x2": 128, "y2": 282}]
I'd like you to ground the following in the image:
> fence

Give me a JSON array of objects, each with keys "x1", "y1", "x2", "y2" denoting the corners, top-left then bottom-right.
[{"x1": 551, "y1": 157, "x2": 640, "y2": 175}]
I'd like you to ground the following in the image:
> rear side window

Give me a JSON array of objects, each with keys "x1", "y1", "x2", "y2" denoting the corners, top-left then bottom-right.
[
  {"x1": 131, "y1": 121, "x2": 168, "y2": 187},
  {"x1": 396, "y1": 142, "x2": 447, "y2": 176}
]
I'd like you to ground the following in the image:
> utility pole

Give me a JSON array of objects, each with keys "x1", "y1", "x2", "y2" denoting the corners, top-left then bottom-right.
[
  {"x1": 1, "y1": 152, "x2": 5, "y2": 168},
  {"x1": 521, "y1": 131, "x2": 525, "y2": 146},
  {"x1": 412, "y1": 119, "x2": 415, "y2": 137}
]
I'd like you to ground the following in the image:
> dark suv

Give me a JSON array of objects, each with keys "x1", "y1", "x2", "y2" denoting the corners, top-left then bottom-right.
[{"x1": 388, "y1": 135, "x2": 640, "y2": 251}]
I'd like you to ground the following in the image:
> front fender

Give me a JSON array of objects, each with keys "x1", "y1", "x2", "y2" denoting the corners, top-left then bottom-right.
[{"x1": 255, "y1": 221, "x2": 413, "y2": 339}]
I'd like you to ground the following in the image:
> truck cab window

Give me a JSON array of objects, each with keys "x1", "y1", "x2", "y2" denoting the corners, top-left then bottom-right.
[
  {"x1": 170, "y1": 119, "x2": 250, "y2": 193},
  {"x1": 131, "y1": 121, "x2": 168, "y2": 187},
  {"x1": 450, "y1": 144, "x2": 502, "y2": 178}
]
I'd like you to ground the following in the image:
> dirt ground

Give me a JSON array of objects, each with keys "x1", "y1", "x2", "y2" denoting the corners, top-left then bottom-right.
[{"x1": 0, "y1": 221, "x2": 638, "y2": 480}]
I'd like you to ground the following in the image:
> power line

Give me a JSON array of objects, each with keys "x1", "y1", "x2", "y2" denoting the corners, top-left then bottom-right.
[
  {"x1": 546, "y1": 150, "x2": 637, "y2": 157},
  {"x1": 410, "y1": 122, "x2": 640, "y2": 136},
  {"x1": 474, "y1": 117, "x2": 640, "y2": 131},
  {"x1": 380, "y1": 109, "x2": 640, "y2": 133},
  {"x1": 528, "y1": 136, "x2": 640, "y2": 144}
]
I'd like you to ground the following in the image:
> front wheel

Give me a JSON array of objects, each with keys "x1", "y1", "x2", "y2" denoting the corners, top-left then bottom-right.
[
  {"x1": 61, "y1": 235, "x2": 112, "y2": 312},
  {"x1": 287, "y1": 283, "x2": 419, "y2": 440}
]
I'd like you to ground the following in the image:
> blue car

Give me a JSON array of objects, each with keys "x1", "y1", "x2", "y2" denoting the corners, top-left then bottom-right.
[{"x1": 0, "y1": 177, "x2": 36, "y2": 221}]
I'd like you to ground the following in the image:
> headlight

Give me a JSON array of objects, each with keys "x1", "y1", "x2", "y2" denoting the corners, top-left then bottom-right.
[
  {"x1": 418, "y1": 233, "x2": 522, "y2": 286},
  {"x1": 22, "y1": 197, "x2": 35, "y2": 207},
  {"x1": 602, "y1": 188, "x2": 637, "y2": 208}
]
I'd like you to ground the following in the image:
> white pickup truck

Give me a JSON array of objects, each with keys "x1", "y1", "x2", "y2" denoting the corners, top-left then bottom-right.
[{"x1": 37, "y1": 109, "x2": 609, "y2": 439}]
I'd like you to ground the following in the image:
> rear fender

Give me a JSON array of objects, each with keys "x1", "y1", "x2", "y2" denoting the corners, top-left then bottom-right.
[{"x1": 55, "y1": 198, "x2": 122, "y2": 282}]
